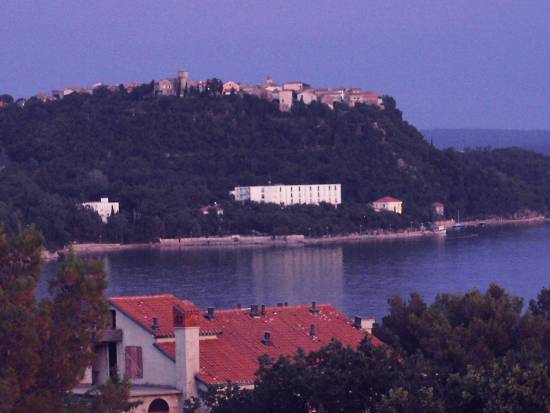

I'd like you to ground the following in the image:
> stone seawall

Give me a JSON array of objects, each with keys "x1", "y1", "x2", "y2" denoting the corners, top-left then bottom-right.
[{"x1": 159, "y1": 234, "x2": 305, "y2": 247}]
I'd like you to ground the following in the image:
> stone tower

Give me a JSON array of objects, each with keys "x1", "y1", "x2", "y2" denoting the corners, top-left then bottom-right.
[{"x1": 178, "y1": 69, "x2": 190, "y2": 95}]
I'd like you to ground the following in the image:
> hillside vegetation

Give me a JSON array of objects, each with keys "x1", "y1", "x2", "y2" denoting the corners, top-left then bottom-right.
[{"x1": 0, "y1": 86, "x2": 549, "y2": 247}]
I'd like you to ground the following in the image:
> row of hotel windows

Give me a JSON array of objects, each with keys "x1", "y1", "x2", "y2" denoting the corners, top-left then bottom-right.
[
  {"x1": 260, "y1": 194, "x2": 337, "y2": 200},
  {"x1": 260, "y1": 185, "x2": 339, "y2": 193}
]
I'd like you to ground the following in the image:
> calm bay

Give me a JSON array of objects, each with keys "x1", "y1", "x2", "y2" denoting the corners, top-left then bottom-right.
[{"x1": 40, "y1": 224, "x2": 550, "y2": 321}]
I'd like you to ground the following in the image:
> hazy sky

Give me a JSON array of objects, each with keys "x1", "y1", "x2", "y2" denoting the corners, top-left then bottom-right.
[{"x1": 1, "y1": 1, "x2": 549, "y2": 129}]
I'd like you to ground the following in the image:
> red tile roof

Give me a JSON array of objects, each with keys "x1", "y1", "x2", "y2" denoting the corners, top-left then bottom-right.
[
  {"x1": 110, "y1": 294, "x2": 199, "y2": 337},
  {"x1": 110, "y1": 296, "x2": 383, "y2": 386},
  {"x1": 374, "y1": 196, "x2": 401, "y2": 203}
]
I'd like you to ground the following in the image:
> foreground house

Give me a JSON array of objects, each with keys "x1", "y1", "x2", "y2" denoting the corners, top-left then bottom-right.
[
  {"x1": 372, "y1": 196, "x2": 403, "y2": 214},
  {"x1": 77, "y1": 294, "x2": 380, "y2": 413},
  {"x1": 231, "y1": 184, "x2": 342, "y2": 206}
]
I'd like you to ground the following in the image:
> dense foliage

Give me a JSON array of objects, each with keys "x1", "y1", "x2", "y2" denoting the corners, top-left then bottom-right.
[
  {"x1": 0, "y1": 228, "x2": 133, "y2": 413},
  {"x1": 1, "y1": 88, "x2": 549, "y2": 247},
  {"x1": 199, "y1": 285, "x2": 550, "y2": 413}
]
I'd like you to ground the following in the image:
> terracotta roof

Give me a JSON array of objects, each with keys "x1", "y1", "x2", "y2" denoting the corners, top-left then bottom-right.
[
  {"x1": 374, "y1": 196, "x2": 401, "y2": 203},
  {"x1": 111, "y1": 295, "x2": 383, "y2": 386},
  {"x1": 158, "y1": 304, "x2": 383, "y2": 385},
  {"x1": 432, "y1": 202, "x2": 444, "y2": 207},
  {"x1": 110, "y1": 294, "x2": 200, "y2": 337}
]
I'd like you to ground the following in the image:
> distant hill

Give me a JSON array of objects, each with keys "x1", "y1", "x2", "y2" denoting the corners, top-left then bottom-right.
[
  {"x1": 1, "y1": 88, "x2": 550, "y2": 247},
  {"x1": 422, "y1": 129, "x2": 550, "y2": 154}
]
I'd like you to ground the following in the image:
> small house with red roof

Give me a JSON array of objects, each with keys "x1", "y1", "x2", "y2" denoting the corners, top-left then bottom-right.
[
  {"x1": 372, "y1": 196, "x2": 403, "y2": 214},
  {"x1": 199, "y1": 203, "x2": 224, "y2": 216},
  {"x1": 76, "y1": 295, "x2": 380, "y2": 413}
]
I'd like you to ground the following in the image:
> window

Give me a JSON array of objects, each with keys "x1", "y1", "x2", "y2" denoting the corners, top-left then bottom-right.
[
  {"x1": 110, "y1": 310, "x2": 116, "y2": 329},
  {"x1": 125, "y1": 346, "x2": 143, "y2": 379}
]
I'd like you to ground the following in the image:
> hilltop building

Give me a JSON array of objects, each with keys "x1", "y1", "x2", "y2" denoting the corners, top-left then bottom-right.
[
  {"x1": 76, "y1": 294, "x2": 380, "y2": 412},
  {"x1": 231, "y1": 184, "x2": 342, "y2": 206},
  {"x1": 278, "y1": 90, "x2": 294, "y2": 112},
  {"x1": 82, "y1": 197, "x2": 119, "y2": 223},
  {"x1": 32, "y1": 68, "x2": 384, "y2": 114},
  {"x1": 222, "y1": 81, "x2": 240, "y2": 95},
  {"x1": 372, "y1": 196, "x2": 403, "y2": 214},
  {"x1": 155, "y1": 78, "x2": 178, "y2": 96}
]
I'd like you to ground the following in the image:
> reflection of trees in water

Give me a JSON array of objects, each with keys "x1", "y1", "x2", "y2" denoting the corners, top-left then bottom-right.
[{"x1": 250, "y1": 247, "x2": 344, "y2": 307}]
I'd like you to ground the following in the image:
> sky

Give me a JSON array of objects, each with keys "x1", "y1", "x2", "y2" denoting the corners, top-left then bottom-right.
[{"x1": 1, "y1": 1, "x2": 549, "y2": 129}]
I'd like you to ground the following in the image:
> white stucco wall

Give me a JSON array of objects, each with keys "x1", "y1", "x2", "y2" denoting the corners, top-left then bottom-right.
[
  {"x1": 113, "y1": 308, "x2": 176, "y2": 387},
  {"x1": 233, "y1": 184, "x2": 341, "y2": 206},
  {"x1": 82, "y1": 198, "x2": 119, "y2": 223}
]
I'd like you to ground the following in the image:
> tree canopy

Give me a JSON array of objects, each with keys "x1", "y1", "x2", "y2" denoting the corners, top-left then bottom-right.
[{"x1": 199, "y1": 284, "x2": 550, "y2": 413}]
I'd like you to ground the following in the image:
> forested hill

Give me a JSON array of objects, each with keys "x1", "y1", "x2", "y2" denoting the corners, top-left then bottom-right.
[{"x1": 1, "y1": 86, "x2": 549, "y2": 247}]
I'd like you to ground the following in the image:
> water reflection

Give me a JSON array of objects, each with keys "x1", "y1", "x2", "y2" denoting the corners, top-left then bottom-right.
[{"x1": 250, "y1": 246, "x2": 343, "y2": 308}]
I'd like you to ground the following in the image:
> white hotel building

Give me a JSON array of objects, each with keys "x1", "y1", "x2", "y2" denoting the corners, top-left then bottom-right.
[{"x1": 231, "y1": 184, "x2": 341, "y2": 206}]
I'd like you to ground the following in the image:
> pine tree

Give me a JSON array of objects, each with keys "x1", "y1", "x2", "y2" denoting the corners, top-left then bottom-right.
[{"x1": 0, "y1": 227, "x2": 131, "y2": 413}]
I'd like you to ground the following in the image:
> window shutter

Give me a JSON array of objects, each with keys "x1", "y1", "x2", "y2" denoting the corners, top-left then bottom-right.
[{"x1": 125, "y1": 346, "x2": 143, "y2": 379}]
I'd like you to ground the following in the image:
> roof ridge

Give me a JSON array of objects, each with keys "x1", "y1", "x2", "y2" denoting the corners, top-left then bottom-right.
[
  {"x1": 208, "y1": 303, "x2": 334, "y2": 313},
  {"x1": 110, "y1": 293, "x2": 177, "y2": 301}
]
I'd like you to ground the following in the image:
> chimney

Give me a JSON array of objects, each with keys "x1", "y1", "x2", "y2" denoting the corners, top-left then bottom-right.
[
  {"x1": 310, "y1": 301, "x2": 319, "y2": 314},
  {"x1": 206, "y1": 307, "x2": 215, "y2": 320},
  {"x1": 261, "y1": 304, "x2": 266, "y2": 315},
  {"x1": 174, "y1": 305, "x2": 200, "y2": 399},
  {"x1": 284, "y1": 302, "x2": 288, "y2": 307},
  {"x1": 277, "y1": 302, "x2": 283, "y2": 307},
  {"x1": 309, "y1": 324, "x2": 317, "y2": 337},
  {"x1": 353, "y1": 316, "x2": 376, "y2": 334},
  {"x1": 261, "y1": 331, "x2": 272, "y2": 346},
  {"x1": 250, "y1": 304, "x2": 260, "y2": 317},
  {"x1": 151, "y1": 316, "x2": 160, "y2": 332},
  {"x1": 237, "y1": 303, "x2": 242, "y2": 309}
]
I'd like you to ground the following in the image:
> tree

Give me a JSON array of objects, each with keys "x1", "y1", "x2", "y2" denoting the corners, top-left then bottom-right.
[
  {"x1": 0, "y1": 94, "x2": 13, "y2": 104},
  {"x1": 0, "y1": 227, "x2": 131, "y2": 413},
  {"x1": 204, "y1": 285, "x2": 550, "y2": 413}
]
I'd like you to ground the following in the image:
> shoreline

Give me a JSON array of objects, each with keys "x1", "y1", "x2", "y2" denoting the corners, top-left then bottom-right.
[{"x1": 41, "y1": 215, "x2": 549, "y2": 261}]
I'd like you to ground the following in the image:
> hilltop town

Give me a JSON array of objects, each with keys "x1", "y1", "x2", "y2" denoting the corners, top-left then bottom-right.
[{"x1": 2, "y1": 68, "x2": 384, "y2": 113}]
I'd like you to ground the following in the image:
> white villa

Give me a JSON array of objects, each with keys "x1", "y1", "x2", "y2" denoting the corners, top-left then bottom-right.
[
  {"x1": 231, "y1": 184, "x2": 341, "y2": 206},
  {"x1": 371, "y1": 196, "x2": 403, "y2": 214},
  {"x1": 82, "y1": 197, "x2": 119, "y2": 223}
]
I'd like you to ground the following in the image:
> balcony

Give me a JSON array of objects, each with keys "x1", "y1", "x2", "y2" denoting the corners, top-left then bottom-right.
[{"x1": 97, "y1": 328, "x2": 123, "y2": 343}]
